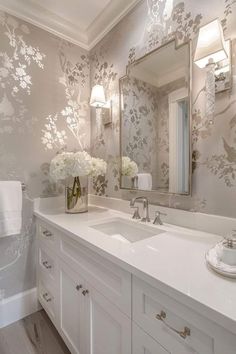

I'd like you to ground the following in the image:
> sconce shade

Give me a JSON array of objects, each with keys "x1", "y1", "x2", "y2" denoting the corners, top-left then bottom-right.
[
  {"x1": 194, "y1": 19, "x2": 228, "y2": 69},
  {"x1": 90, "y1": 85, "x2": 106, "y2": 107}
]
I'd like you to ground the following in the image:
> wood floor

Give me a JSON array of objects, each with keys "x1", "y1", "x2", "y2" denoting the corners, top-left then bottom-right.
[{"x1": 0, "y1": 310, "x2": 71, "y2": 354}]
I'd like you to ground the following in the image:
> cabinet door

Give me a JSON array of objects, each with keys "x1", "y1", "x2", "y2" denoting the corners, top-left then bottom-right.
[
  {"x1": 59, "y1": 260, "x2": 86, "y2": 354},
  {"x1": 84, "y1": 284, "x2": 131, "y2": 354},
  {"x1": 133, "y1": 323, "x2": 169, "y2": 354}
]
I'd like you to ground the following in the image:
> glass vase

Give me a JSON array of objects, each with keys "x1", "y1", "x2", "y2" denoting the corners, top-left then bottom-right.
[{"x1": 65, "y1": 176, "x2": 88, "y2": 214}]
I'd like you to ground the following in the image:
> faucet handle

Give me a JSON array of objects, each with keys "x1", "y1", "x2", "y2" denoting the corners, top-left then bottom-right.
[
  {"x1": 131, "y1": 206, "x2": 141, "y2": 220},
  {"x1": 153, "y1": 210, "x2": 167, "y2": 225},
  {"x1": 155, "y1": 210, "x2": 167, "y2": 217}
]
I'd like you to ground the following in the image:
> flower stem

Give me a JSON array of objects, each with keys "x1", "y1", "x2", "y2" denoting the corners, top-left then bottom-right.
[{"x1": 67, "y1": 176, "x2": 82, "y2": 209}]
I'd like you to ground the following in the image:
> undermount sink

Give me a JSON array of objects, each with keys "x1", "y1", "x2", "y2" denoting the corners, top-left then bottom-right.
[{"x1": 90, "y1": 217, "x2": 165, "y2": 243}]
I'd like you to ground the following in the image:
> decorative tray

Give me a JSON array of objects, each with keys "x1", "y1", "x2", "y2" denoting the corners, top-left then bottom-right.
[{"x1": 206, "y1": 244, "x2": 236, "y2": 279}]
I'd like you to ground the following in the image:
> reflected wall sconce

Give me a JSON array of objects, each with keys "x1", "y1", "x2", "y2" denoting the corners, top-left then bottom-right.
[
  {"x1": 194, "y1": 19, "x2": 231, "y2": 121},
  {"x1": 90, "y1": 84, "x2": 112, "y2": 125}
]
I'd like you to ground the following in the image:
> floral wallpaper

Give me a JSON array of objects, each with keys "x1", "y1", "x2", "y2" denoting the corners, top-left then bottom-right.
[
  {"x1": 90, "y1": 0, "x2": 236, "y2": 219},
  {"x1": 121, "y1": 76, "x2": 163, "y2": 189},
  {"x1": 0, "y1": 12, "x2": 90, "y2": 298},
  {"x1": 121, "y1": 75, "x2": 186, "y2": 190},
  {"x1": 1, "y1": 0, "x2": 236, "y2": 301}
]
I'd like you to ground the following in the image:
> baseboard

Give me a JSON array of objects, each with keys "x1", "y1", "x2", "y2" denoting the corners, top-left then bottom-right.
[{"x1": 0, "y1": 287, "x2": 41, "y2": 329}]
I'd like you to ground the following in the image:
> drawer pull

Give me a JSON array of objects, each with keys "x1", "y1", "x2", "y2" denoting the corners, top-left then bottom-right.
[
  {"x1": 156, "y1": 311, "x2": 191, "y2": 339},
  {"x1": 42, "y1": 292, "x2": 52, "y2": 302},
  {"x1": 76, "y1": 285, "x2": 83, "y2": 291},
  {"x1": 82, "y1": 289, "x2": 89, "y2": 296},
  {"x1": 42, "y1": 230, "x2": 53, "y2": 237},
  {"x1": 42, "y1": 261, "x2": 52, "y2": 269}
]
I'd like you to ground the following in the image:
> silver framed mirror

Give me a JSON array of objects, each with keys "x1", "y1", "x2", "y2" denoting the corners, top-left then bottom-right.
[{"x1": 119, "y1": 39, "x2": 192, "y2": 195}]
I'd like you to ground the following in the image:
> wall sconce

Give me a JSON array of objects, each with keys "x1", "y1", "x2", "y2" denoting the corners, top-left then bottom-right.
[
  {"x1": 194, "y1": 19, "x2": 231, "y2": 121},
  {"x1": 90, "y1": 84, "x2": 112, "y2": 125}
]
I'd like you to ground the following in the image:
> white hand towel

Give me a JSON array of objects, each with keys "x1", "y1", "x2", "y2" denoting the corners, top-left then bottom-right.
[
  {"x1": 0, "y1": 181, "x2": 22, "y2": 237},
  {"x1": 137, "y1": 173, "x2": 152, "y2": 191}
]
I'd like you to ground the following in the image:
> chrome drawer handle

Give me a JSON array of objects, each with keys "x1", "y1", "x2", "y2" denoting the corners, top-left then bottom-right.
[
  {"x1": 76, "y1": 285, "x2": 83, "y2": 291},
  {"x1": 82, "y1": 289, "x2": 89, "y2": 296},
  {"x1": 42, "y1": 230, "x2": 53, "y2": 237},
  {"x1": 42, "y1": 292, "x2": 52, "y2": 302},
  {"x1": 42, "y1": 261, "x2": 52, "y2": 269},
  {"x1": 156, "y1": 311, "x2": 191, "y2": 339}
]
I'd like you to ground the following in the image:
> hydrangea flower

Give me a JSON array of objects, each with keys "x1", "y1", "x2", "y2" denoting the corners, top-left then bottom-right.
[
  {"x1": 90, "y1": 158, "x2": 107, "y2": 177},
  {"x1": 50, "y1": 152, "x2": 74, "y2": 181},
  {"x1": 50, "y1": 151, "x2": 107, "y2": 181},
  {"x1": 122, "y1": 156, "x2": 138, "y2": 177},
  {"x1": 71, "y1": 151, "x2": 92, "y2": 177}
]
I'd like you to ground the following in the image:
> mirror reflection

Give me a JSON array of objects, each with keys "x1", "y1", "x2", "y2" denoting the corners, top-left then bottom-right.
[{"x1": 120, "y1": 40, "x2": 191, "y2": 195}]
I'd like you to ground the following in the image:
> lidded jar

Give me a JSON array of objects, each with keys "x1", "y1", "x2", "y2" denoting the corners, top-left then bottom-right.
[{"x1": 218, "y1": 231, "x2": 236, "y2": 266}]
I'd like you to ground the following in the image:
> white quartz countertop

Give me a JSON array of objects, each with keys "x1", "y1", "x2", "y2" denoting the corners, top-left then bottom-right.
[{"x1": 34, "y1": 202, "x2": 236, "y2": 334}]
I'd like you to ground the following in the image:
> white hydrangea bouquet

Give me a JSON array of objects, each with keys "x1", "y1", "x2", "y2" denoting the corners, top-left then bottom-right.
[
  {"x1": 121, "y1": 156, "x2": 138, "y2": 189},
  {"x1": 122, "y1": 156, "x2": 138, "y2": 177},
  {"x1": 50, "y1": 151, "x2": 107, "y2": 213}
]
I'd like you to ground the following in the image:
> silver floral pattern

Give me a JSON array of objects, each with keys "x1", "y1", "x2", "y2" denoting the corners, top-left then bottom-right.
[
  {"x1": 90, "y1": 0, "x2": 236, "y2": 219},
  {"x1": 0, "y1": 12, "x2": 45, "y2": 135},
  {"x1": 0, "y1": 13, "x2": 90, "y2": 299},
  {"x1": 42, "y1": 48, "x2": 90, "y2": 151},
  {"x1": 1, "y1": 0, "x2": 236, "y2": 300}
]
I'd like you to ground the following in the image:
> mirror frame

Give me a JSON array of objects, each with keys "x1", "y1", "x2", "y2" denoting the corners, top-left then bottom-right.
[{"x1": 119, "y1": 39, "x2": 192, "y2": 196}]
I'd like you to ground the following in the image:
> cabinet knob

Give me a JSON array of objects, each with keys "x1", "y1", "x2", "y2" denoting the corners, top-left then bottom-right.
[
  {"x1": 82, "y1": 289, "x2": 89, "y2": 296},
  {"x1": 43, "y1": 230, "x2": 53, "y2": 237},
  {"x1": 42, "y1": 292, "x2": 52, "y2": 302},
  {"x1": 42, "y1": 261, "x2": 52, "y2": 269},
  {"x1": 76, "y1": 285, "x2": 83, "y2": 291}
]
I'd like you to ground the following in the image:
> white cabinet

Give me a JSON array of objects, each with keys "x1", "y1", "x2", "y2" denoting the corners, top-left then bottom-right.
[
  {"x1": 36, "y1": 214, "x2": 133, "y2": 354},
  {"x1": 84, "y1": 284, "x2": 131, "y2": 354},
  {"x1": 60, "y1": 234, "x2": 131, "y2": 316},
  {"x1": 59, "y1": 260, "x2": 86, "y2": 354},
  {"x1": 38, "y1": 277, "x2": 57, "y2": 323},
  {"x1": 132, "y1": 276, "x2": 236, "y2": 354},
  {"x1": 133, "y1": 276, "x2": 214, "y2": 354},
  {"x1": 36, "y1": 220, "x2": 236, "y2": 354},
  {"x1": 57, "y1": 260, "x2": 131, "y2": 354},
  {"x1": 133, "y1": 323, "x2": 169, "y2": 354}
]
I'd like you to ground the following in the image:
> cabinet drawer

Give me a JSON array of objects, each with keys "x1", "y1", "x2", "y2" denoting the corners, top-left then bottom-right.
[
  {"x1": 38, "y1": 221, "x2": 56, "y2": 245},
  {"x1": 38, "y1": 246, "x2": 56, "y2": 280},
  {"x1": 38, "y1": 280, "x2": 56, "y2": 322},
  {"x1": 60, "y1": 235, "x2": 131, "y2": 316},
  {"x1": 133, "y1": 277, "x2": 214, "y2": 354},
  {"x1": 133, "y1": 323, "x2": 169, "y2": 354}
]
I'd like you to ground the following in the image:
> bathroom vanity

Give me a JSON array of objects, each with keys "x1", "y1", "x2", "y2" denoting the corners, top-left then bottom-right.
[{"x1": 35, "y1": 197, "x2": 236, "y2": 354}]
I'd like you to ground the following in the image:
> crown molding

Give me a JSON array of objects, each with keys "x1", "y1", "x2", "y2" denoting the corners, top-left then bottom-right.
[
  {"x1": 0, "y1": 0, "x2": 89, "y2": 49},
  {"x1": 0, "y1": 0, "x2": 141, "y2": 51},
  {"x1": 87, "y1": 0, "x2": 142, "y2": 49}
]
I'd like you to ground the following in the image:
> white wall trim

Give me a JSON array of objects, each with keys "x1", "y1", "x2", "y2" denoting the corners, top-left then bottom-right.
[
  {"x1": 169, "y1": 87, "x2": 188, "y2": 194},
  {"x1": 0, "y1": 288, "x2": 41, "y2": 329}
]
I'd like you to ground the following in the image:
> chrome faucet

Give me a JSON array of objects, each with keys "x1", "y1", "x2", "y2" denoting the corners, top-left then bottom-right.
[{"x1": 130, "y1": 196, "x2": 150, "y2": 222}]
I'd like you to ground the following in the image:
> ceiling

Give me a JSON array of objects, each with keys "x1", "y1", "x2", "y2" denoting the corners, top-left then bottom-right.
[{"x1": 0, "y1": 0, "x2": 141, "y2": 50}]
